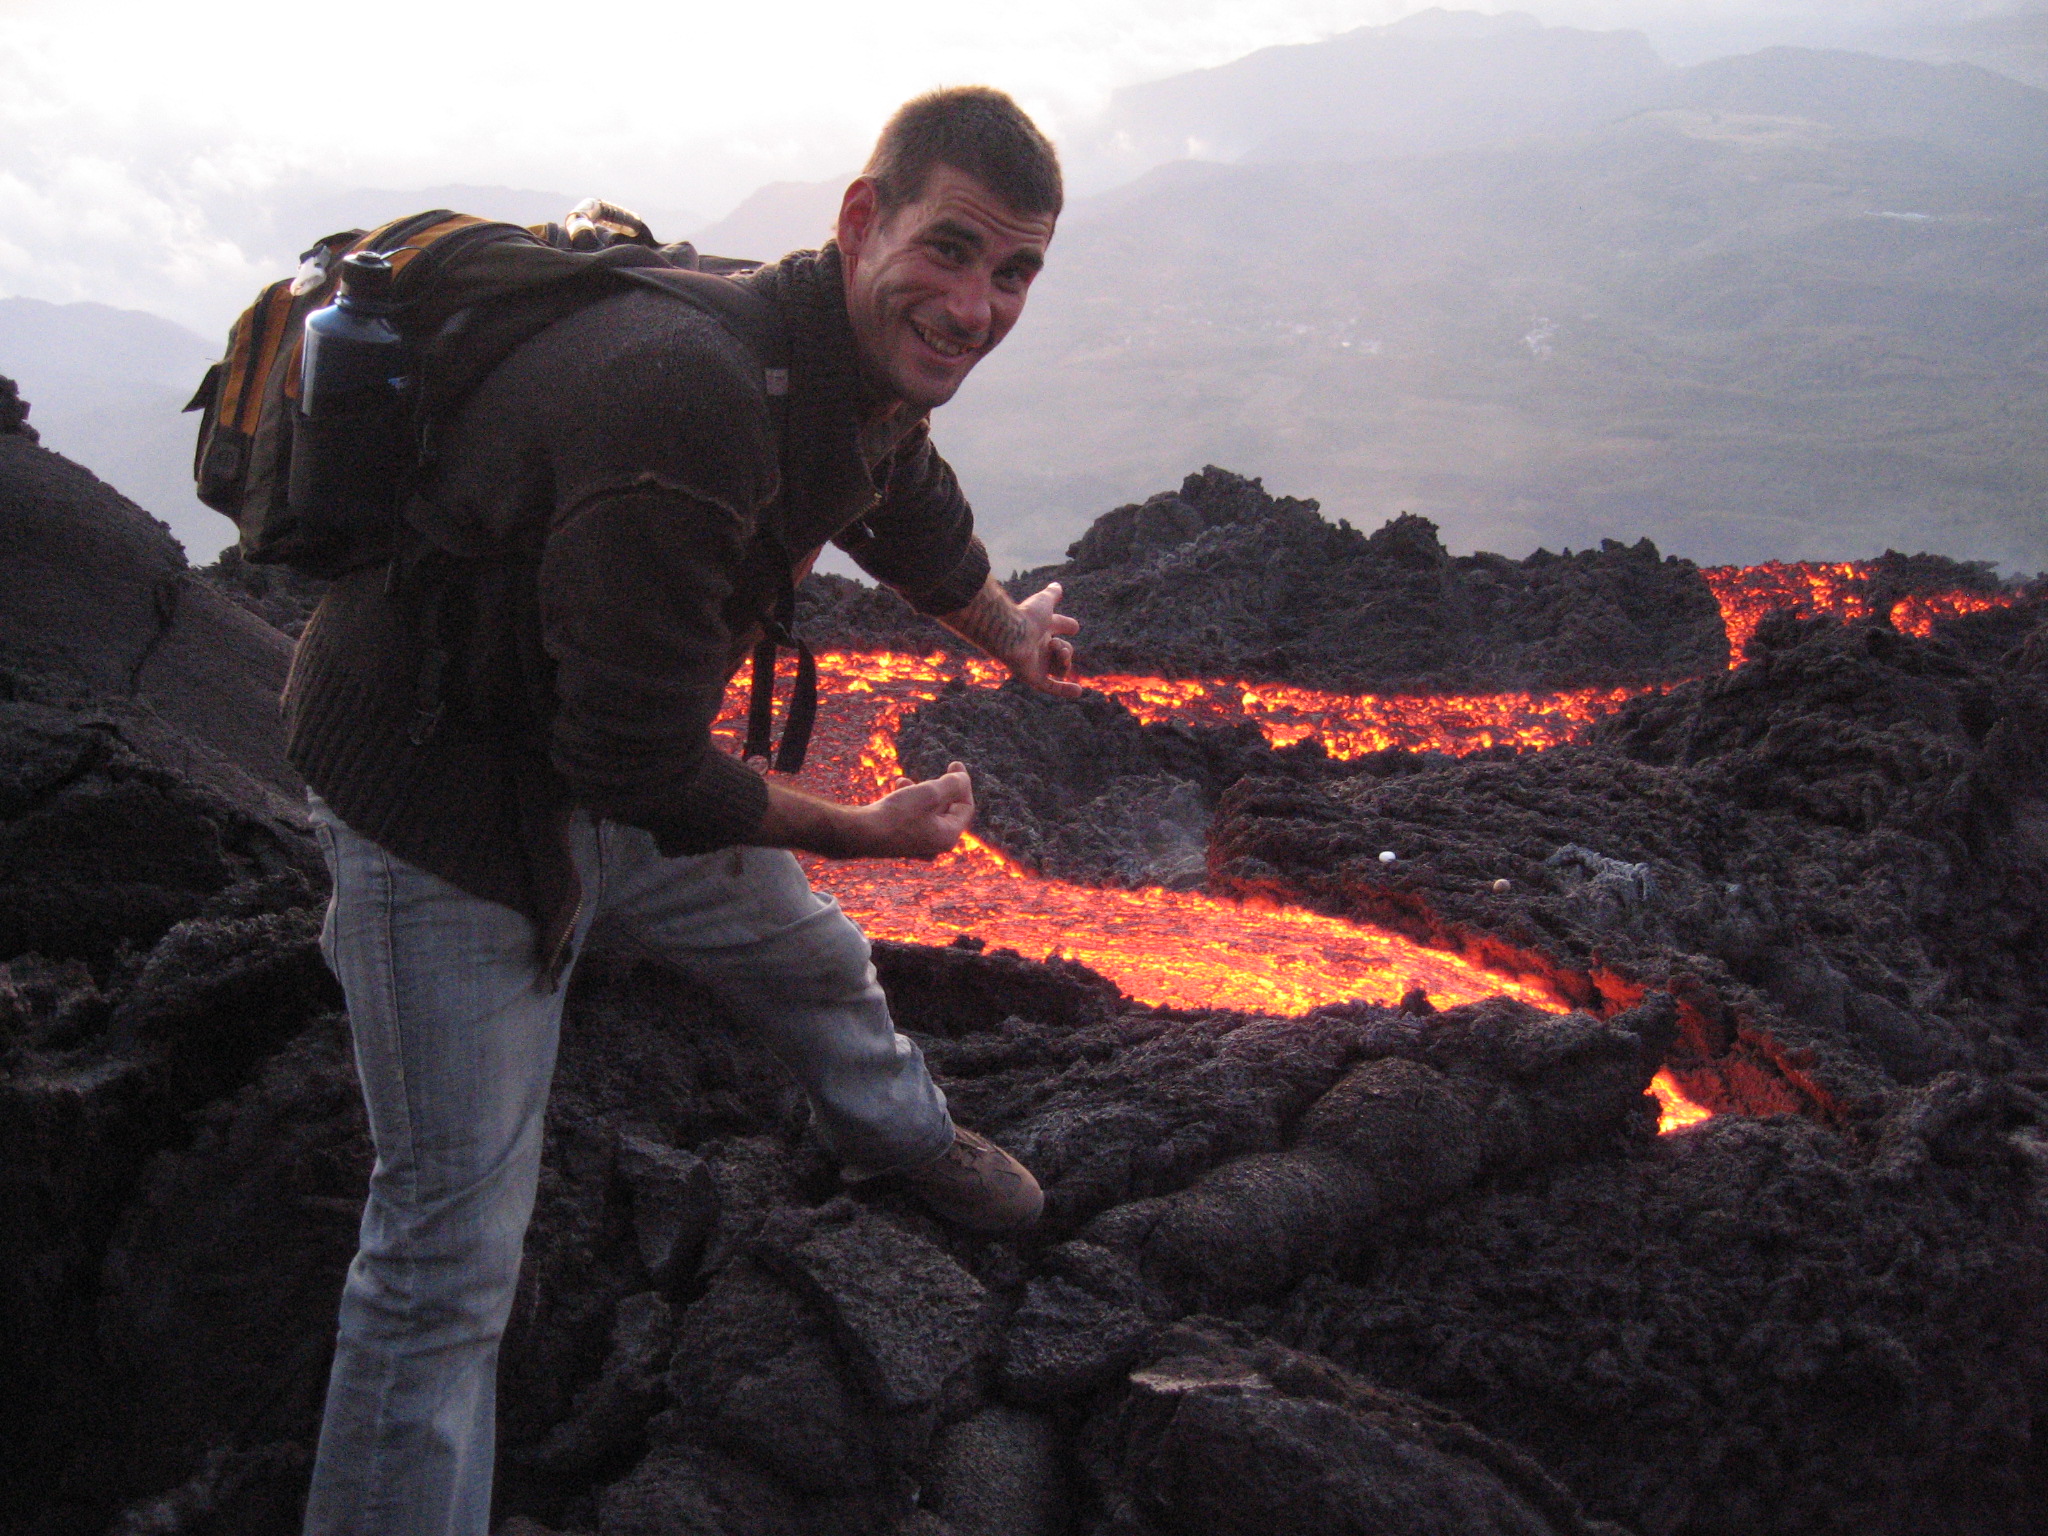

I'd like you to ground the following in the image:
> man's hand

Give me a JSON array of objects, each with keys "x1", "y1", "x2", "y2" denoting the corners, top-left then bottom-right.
[
  {"x1": 753, "y1": 762, "x2": 974, "y2": 860},
  {"x1": 939, "y1": 573, "x2": 1082, "y2": 698},
  {"x1": 855, "y1": 760, "x2": 976, "y2": 859}
]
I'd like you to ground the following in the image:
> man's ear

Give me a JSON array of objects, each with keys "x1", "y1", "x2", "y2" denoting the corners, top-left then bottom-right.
[{"x1": 836, "y1": 177, "x2": 880, "y2": 262}]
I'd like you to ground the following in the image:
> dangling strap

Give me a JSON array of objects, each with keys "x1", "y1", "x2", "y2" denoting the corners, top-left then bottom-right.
[
  {"x1": 778, "y1": 640, "x2": 816, "y2": 773},
  {"x1": 631, "y1": 263, "x2": 815, "y2": 773},
  {"x1": 740, "y1": 565, "x2": 817, "y2": 773}
]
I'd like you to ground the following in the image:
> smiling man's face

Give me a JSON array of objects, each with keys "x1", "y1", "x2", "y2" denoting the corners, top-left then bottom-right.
[{"x1": 836, "y1": 163, "x2": 1054, "y2": 413}]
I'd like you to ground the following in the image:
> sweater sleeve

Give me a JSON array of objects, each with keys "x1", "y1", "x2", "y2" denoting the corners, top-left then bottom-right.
[
  {"x1": 539, "y1": 482, "x2": 769, "y2": 856},
  {"x1": 835, "y1": 422, "x2": 991, "y2": 615}
]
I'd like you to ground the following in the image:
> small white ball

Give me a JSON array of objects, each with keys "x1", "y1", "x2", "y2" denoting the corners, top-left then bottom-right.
[
  {"x1": 1378, "y1": 850, "x2": 1398, "y2": 865},
  {"x1": 1492, "y1": 878, "x2": 1511, "y2": 893}
]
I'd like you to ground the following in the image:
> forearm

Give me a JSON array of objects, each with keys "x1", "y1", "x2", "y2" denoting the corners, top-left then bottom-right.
[
  {"x1": 750, "y1": 781, "x2": 867, "y2": 859},
  {"x1": 937, "y1": 573, "x2": 1030, "y2": 666},
  {"x1": 938, "y1": 574, "x2": 1081, "y2": 698},
  {"x1": 543, "y1": 486, "x2": 771, "y2": 856},
  {"x1": 750, "y1": 766, "x2": 975, "y2": 862}
]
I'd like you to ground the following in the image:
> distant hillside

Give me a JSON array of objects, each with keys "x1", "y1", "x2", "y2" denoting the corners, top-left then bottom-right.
[
  {"x1": 936, "y1": 40, "x2": 2048, "y2": 577},
  {"x1": 1661, "y1": 45, "x2": 2048, "y2": 165},
  {"x1": 1868, "y1": 6, "x2": 2048, "y2": 91},
  {"x1": 689, "y1": 177, "x2": 848, "y2": 265},
  {"x1": 0, "y1": 298, "x2": 228, "y2": 559},
  {"x1": 1070, "y1": 8, "x2": 1668, "y2": 186}
]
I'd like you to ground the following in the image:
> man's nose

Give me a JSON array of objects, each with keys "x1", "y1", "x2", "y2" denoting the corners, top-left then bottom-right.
[{"x1": 940, "y1": 270, "x2": 993, "y2": 337}]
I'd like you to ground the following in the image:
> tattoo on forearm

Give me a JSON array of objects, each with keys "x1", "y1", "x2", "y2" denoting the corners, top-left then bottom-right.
[{"x1": 946, "y1": 580, "x2": 1028, "y2": 660}]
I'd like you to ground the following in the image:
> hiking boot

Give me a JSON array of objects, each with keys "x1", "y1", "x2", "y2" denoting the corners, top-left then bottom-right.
[{"x1": 899, "y1": 1126, "x2": 1043, "y2": 1232}]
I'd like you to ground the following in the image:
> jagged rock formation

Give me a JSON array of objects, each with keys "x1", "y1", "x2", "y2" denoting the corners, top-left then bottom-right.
[
  {"x1": 904, "y1": 475, "x2": 2048, "y2": 1122},
  {"x1": 898, "y1": 685, "x2": 1331, "y2": 891},
  {"x1": 1009, "y1": 468, "x2": 1731, "y2": 691},
  {"x1": 1, "y1": 377, "x2": 38, "y2": 443},
  {"x1": 5, "y1": 424, "x2": 2046, "y2": 1536},
  {"x1": 794, "y1": 572, "x2": 973, "y2": 658},
  {"x1": 0, "y1": 397, "x2": 329, "y2": 1531}
]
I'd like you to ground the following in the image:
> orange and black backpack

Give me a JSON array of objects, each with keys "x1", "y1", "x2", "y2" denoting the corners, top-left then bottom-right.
[
  {"x1": 186, "y1": 200, "x2": 781, "y2": 577},
  {"x1": 187, "y1": 201, "x2": 818, "y2": 769}
]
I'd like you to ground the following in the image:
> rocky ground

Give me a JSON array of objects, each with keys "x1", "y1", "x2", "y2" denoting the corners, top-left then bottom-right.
[{"x1": 4, "y1": 391, "x2": 2045, "y2": 1536}]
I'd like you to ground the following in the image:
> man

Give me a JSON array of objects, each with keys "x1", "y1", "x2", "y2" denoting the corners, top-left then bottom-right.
[{"x1": 284, "y1": 87, "x2": 1077, "y2": 1535}]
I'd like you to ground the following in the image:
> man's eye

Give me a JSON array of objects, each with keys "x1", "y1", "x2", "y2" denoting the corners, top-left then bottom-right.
[{"x1": 929, "y1": 240, "x2": 967, "y2": 263}]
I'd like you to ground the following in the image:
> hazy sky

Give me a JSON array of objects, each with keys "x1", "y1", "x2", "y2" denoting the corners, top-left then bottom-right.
[{"x1": 0, "y1": 0, "x2": 2021, "y2": 330}]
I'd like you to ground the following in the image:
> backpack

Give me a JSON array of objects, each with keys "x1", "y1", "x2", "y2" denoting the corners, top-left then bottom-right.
[{"x1": 189, "y1": 201, "x2": 817, "y2": 769}]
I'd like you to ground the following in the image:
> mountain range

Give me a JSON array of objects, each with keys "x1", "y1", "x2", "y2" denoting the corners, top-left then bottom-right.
[{"x1": 2, "y1": 10, "x2": 2042, "y2": 576}]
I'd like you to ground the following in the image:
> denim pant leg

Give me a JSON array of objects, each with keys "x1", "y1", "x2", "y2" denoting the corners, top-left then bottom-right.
[
  {"x1": 598, "y1": 829, "x2": 954, "y2": 1174},
  {"x1": 302, "y1": 799, "x2": 599, "y2": 1536}
]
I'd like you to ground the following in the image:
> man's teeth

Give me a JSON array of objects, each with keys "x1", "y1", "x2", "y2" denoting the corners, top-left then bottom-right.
[{"x1": 911, "y1": 318, "x2": 975, "y2": 358}]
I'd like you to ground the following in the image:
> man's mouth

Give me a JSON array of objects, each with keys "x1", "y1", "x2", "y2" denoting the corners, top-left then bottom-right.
[{"x1": 909, "y1": 315, "x2": 979, "y2": 361}]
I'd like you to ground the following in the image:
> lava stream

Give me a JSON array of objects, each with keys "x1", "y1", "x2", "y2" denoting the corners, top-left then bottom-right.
[
  {"x1": 721, "y1": 651, "x2": 1719, "y2": 1133},
  {"x1": 1088, "y1": 673, "x2": 1651, "y2": 758},
  {"x1": 1650, "y1": 1071, "x2": 1713, "y2": 1132},
  {"x1": 1702, "y1": 561, "x2": 2021, "y2": 662},
  {"x1": 720, "y1": 651, "x2": 1744, "y2": 1130},
  {"x1": 713, "y1": 561, "x2": 2017, "y2": 1137},
  {"x1": 722, "y1": 653, "x2": 1587, "y2": 1015}
]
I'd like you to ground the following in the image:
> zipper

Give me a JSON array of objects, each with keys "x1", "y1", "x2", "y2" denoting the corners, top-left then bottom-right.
[
  {"x1": 542, "y1": 877, "x2": 584, "y2": 992},
  {"x1": 542, "y1": 819, "x2": 587, "y2": 992}
]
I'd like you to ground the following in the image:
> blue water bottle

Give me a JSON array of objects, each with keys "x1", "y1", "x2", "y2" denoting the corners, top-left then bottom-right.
[{"x1": 287, "y1": 251, "x2": 409, "y2": 564}]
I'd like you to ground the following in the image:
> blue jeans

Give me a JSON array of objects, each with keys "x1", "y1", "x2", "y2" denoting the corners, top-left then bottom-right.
[{"x1": 300, "y1": 797, "x2": 953, "y2": 1536}]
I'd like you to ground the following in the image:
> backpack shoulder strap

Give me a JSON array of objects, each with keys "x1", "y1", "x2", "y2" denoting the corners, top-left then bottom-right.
[
  {"x1": 618, "y1": 266, "x2": 813, "y2": 770},
  {"x1": 617, "y1": 265, "x2": 790, "y2": 398}
]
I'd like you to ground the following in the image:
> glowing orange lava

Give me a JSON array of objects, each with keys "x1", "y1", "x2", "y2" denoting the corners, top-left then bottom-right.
[
  {"x1": 1088, "y1": 673, "x2": 1650, "y2": 758},
  {"x1": 717, "y1": 653, "x2": 1569, "y2": 1018},
  {"x1": 1701, "y1": 562, "x2": 1874, "y2": 662},
  {"x1": 1702, "y1": 561, "x2": 2023, "y2": 664},
  {"x1": 1889, "y1": 589, "x2": 2019, "y2": 637},
  {"x1": 708, "y1": 561, "x2": 2033, "y2": 1137},
  {"x1": 1650, "y1": 1069, "x2": 1713, "y2": 1134},
  {"x1": 719, "y1": 562, "x2": 2036, "y2": 1139}
]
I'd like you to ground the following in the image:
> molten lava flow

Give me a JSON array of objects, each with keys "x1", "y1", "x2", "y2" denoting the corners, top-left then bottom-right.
[
  {"x1": 1087, "y1": 674, "x2": 1651, "y2": 758},
  {"x1": 1889, "y1": 589, "x2": 2020, "y2": 637},
  {"x1": 718, "y1": 652, "x2": 1569, "y2": 1018},
  {"x1": 1702, "y1": 561, "x2": 2024, "y2": 663},
  {"x1": 1701, "y1": 561, "x2": 1874, "y2": 663},
  {"x1": 1650, "y1": 1069, "x2": 1713, "y2": 1134},
  {"x1": 707, "y1": 560, "x2": 2027, "y2": 1134}
]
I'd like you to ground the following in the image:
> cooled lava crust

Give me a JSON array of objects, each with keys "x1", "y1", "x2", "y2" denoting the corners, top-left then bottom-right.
[{"x1": 4, "y1": 410, "x2": 2046, "y2": 1536}]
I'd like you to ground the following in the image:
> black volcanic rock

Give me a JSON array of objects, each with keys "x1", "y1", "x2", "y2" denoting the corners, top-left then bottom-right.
[
  {"x1": 0, "y1": 375, "x2": 36, "y2": 442},
  {"x1": 794, "y1": 571, "x2": 973, "y2": 657},
  {"x1": 1273, "y1": 1077, "x2": 2048, "y2": 1536},
  {"x1": 1084, "y1": 1323, "x2": 1629, "y2": 1536},
  {"x1": 198, "y1": 546, "x2": 331, "y2": 640},
  {"x1": 895, "y1": 680, "x2": 1321, "y2": 890},
  {"x1": 0, "y1": 419, "x2": 304, "y2": 814},
  {"x1": 1014, "y1": 468, "x2": 1728, "y2": 691}
]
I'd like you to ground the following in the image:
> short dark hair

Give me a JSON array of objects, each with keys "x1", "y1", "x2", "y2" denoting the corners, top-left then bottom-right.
[{"x1": 863, "y1": 87, "x2": 1063, "y2": 221}]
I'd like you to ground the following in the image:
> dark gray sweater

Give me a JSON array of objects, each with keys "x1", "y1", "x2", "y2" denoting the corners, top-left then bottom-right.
[{"x1": 283, "y1": 244, "x2": 989, "y2": 962}]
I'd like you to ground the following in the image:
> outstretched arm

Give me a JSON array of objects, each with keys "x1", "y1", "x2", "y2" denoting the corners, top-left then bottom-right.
[
  {"x1": 752, "y1": 761, "x2": 975, "y2": 860},
  {"x1": 938, "y1": 574, "x2": 1081, "y2": 698}
]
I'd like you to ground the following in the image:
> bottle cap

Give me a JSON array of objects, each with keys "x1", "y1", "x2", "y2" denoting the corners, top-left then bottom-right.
[{"x1": 337, "y1": 251, "x2": 395, "y2": 304}]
